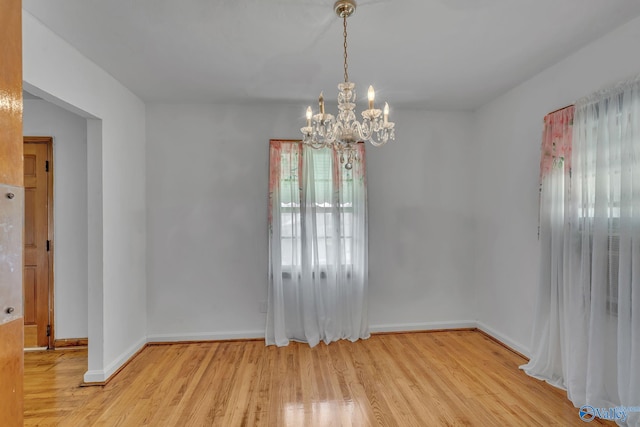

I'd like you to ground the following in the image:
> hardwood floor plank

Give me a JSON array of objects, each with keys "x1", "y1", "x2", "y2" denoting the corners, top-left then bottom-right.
[{"x1": 24, "y1": 331, "x2": 614, "y2": 426}]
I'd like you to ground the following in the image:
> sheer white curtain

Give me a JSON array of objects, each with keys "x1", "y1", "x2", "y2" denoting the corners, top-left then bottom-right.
[
  {"x1": 266, "y1": 140, "x2": 369, "y2": 347},
  {"x1": 524, "y1": 77, "x2": 640, "y2": 425},
  {"x1": 522, "y1": 106, "x2": 574, "y2": 389}
]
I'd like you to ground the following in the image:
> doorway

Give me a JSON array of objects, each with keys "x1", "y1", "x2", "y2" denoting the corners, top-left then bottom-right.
[{"x1": 23, "y1": 136, "x2": 54, "y2": 349}]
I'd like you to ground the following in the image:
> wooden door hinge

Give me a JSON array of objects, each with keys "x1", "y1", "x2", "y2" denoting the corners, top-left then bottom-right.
[
  {"x1": 46, "y1": 325, "x2": 51, "y2": 337},
  {"x1": 45, "y1": 160, "x2": 49, "y2": 172},
  {"x1": 46, "y1": 240, "x2": 51, "y2": 251}
]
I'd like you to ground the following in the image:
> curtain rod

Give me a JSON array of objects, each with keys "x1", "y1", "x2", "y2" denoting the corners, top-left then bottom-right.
[{"x1": 545, "y1": 104, "x2": 574, "y2": 116}]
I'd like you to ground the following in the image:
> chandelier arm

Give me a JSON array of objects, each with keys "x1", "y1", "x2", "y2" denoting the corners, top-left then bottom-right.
[
  {"x1": 367, "y1": 137, "x2": 387, "y2": 147},
  {"x1": 316, "y1": 119, "x2": 338, "y2": 146},
  {"x1": 351, "y1": 120, "x2": 368, "y2": 141},
  {"x1": 330, "y1": 121, "x2": 345, "y2": 144},
  {"x1": 368, "y1": 125, "x2": 395, "y2": 146}
]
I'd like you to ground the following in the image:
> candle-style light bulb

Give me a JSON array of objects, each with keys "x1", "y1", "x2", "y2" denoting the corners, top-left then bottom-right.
[
  {"x1": 319, "y1": 92, "x2": 325, "y2": 116},
  {"x1": 383, "y1": 102, "x2": 389, "y2": 125},
  {"x1": 306, "y1": 106, "x2": 312, "y2": 127},
  {"x1": 368, "y1": 85, "x2": 375, "y2": 110}
]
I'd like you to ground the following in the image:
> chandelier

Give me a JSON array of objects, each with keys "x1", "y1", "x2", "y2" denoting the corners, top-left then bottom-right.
[{"x1": 301, "y1": 0, "x2": 395, "y2": 169}]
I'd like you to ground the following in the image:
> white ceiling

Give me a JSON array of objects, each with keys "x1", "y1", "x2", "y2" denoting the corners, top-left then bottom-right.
[{"x1": 23, "y1": 0, "x2": 640, "y2": 110}]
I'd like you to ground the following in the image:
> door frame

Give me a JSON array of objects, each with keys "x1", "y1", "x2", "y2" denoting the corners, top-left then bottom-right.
[{"x1": 23, "y1": 136, "x2": 54, "y2": 349}]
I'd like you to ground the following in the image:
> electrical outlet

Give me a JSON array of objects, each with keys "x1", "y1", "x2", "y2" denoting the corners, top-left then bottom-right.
[{"x1": 259, "y1": 301, "x2": 268, "y2": 313}]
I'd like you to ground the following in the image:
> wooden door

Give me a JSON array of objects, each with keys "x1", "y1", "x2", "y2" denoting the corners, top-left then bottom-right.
[
  {"x1": 23, "y1": 139, "x2": 53, "y2": 348},
  {"x1": 0, "y1": 0, "x2": 24, "y2": 423}
]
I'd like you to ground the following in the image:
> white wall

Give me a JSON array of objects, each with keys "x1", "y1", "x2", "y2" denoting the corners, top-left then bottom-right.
[
  {"x1": 367, "y1": 110, "x2": 476, "y2": 330},
  {"x1": 472, "y1": 15, "x2": 640, "y2": 354},
  {"x1": 146, "y1": 104, "x2": 476, "y2": 340},
  {"x1": 23, "y1": 10, "x2": 147, "y2": 382},
  {"x1": 23, "y1": 99, "x2": 88, "y2": 340},
  {"x1": 146, "y1": 103, "x2": 288, "y2": 339}
]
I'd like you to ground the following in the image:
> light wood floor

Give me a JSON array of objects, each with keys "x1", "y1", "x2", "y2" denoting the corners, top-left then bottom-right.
[{"x1": 24, "y1": 330, "x2": 610, "y2": 426}]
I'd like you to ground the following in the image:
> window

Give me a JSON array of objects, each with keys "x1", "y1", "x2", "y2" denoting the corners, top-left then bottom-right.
[
  {"x1": 574, "y1": 111, "x2": 627, "y2": 317},
  {"x1": 279, "y1": 148, "x2": 356, "y2": 269}
]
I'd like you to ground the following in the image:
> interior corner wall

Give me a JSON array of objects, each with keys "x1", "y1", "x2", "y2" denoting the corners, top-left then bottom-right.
[
  {"x1": 22, "y1": 10, "x2": 147, "y2": 381},
  {"x1": 471, "y1": 14, "x2": 640, "y2": 355},
  {"x1": 22, "y1": 99, "x2": 88, "y2": 340},
  {"x1": 145, "y1": 103, "x2": 477, "y2": 340}
]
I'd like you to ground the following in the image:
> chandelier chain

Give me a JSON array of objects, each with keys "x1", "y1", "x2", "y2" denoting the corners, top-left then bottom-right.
[{"x1": 343, "y1": 16, "x2": 348, "y2": 83}]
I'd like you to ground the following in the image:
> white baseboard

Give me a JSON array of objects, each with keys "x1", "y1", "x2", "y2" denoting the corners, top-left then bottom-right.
[
  {"x1": 370, "y1": 321, "x2": 530, "y2": 359},
  {"x1": 147, "y1": 322, "x2": 480, "y2": 342},
  {"x1": 23, "y1": 346, "x2": 48, "y2": 352},
  {"x1": 81, "y1": 323, "x2": 528, "y2": 383},
  {"x1": 83, "y1": 370, "x2": 107, "y2": 384},
  {"x1": 83, "y1": 336, "x2": 147, "y2": 383},
  {"x1": 147, "y1": 322, "x2": 480, "y2": 343},
  {"x1": 369, "y1": 320, "x2": 477, "y2": 333},
  {"x1": 475, "y1": 321, "x2": 530, "y2": 358},
  {"x1": 146, "y1": 330, "x2": 265, "y2": 343}
]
